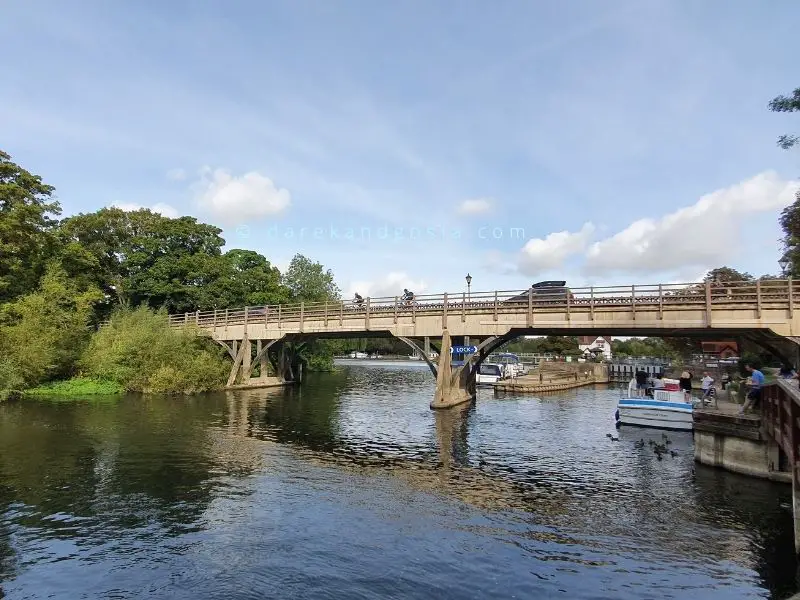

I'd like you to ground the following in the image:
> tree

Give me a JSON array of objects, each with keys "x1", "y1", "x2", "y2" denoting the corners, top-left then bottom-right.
[
  {"x1": 282, "y1": 254, "x2": 341, "y2": 303},
  {"x1": 59, "y1": 208, "x2": 227, "y2": 313},
  {"x1": 0, "y1": 150, "x2": 61, "y2": 302},
  {"x1": 222, "y1": 249, "x2": 290, "y2": 306},
  {"x1": 703, "y1": 267, "x2": 753, "y2": 283},
  {"x1": 504, "y1": 336, "x2": 580, "y2": 356},
  {"x1": 769, "y1": 86, "x2": 800, "y2": 149},
  {"x1": 0, "y1": 263, "x2": 102, "y2": 386},
  {"x1": 612, "y1": 337, "x2": 677, "y2": 359},
  {"x1": 780, "y1": 193, "x2": 800, "y2": 277}
]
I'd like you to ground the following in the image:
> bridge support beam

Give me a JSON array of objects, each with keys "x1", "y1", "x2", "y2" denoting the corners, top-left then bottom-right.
[{"x1": 224, "y1": 336, "x2": 296, "y2": 389}]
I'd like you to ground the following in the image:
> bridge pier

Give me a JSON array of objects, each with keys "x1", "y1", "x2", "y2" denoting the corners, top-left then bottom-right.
[
  {"x1": 222, "y1": 336, "x2": 297, "y2": 390},
  {"x1": 431, "y1": 330, "x2": 475, "y2": 409}
]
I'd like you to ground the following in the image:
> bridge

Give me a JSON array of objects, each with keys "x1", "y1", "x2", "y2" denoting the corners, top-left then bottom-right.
[{"x1": 169, "y1": 279, "x2": 800, "y2": 408}]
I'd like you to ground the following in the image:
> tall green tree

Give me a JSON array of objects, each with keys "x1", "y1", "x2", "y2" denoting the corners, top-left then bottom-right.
[
  {"x1": 0, "y1": 150, "x2": 61, "y2": 302},
  {"x1": 769, "y1": 86, "x2": 800, "y2": 149},
  {"x1": 780, "y1": 195, "x2": 800, "y2": 277},
  {"x1": 612, "y1": 337, "x2": 677, "y2": 359},
  {"x1": 703, "y1": 267, "x2": 753, "y2": 283},
  {"x1": 282, "y1": 254, "x2": 341, "y2": 302},
  {"x1": 770, "y1": 86, "x2": 800, "y2": 275},
  {"x1": 60, "y1": 208, "x2": 227, "y2": 312}
]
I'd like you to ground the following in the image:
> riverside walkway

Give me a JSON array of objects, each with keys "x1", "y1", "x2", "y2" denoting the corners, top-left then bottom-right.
[{"x1": 170, "y1": 280, "x2": 800, "y2": 408}]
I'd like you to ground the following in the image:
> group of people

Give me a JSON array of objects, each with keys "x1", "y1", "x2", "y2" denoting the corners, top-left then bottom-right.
[
  {"x1": 352, "y1": 289, "x2": 416, "y2": 307},
  {"x1": 633, "y1": 369, "x2": 717, "y2": 403},
  {"x1": 632, "y1": 363, "x2": 800, "y2": 414}
]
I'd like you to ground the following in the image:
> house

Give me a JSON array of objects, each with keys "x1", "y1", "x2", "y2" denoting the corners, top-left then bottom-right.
[
  {"x1": 700, "y1": 341, "x2": 738, "y2": 359},
  {"x1": 578, "y1": 335, "x2": 612, "y2": 360}
]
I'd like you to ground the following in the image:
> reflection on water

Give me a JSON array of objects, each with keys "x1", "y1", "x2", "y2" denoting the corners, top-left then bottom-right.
[{"x1": 0, "y1": 361, "x2": 796, "y2": 599}]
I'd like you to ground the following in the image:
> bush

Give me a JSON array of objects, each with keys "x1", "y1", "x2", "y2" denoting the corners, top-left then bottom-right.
[
  {"x1": 0, "y1": 264, "x2": 102, "y2": 388},
  {"x1": 0, "y1": 358, "x2": 24, "y2": 399},
  {"x1": 25, "y1": 377, "x2": 125, "y2": 396},
  {"x1": 80, "y1": 307, "x2": 229, "y2": 393},
  {"x1": 300, "y1": 341, "x2": 336, "y2": 372}
]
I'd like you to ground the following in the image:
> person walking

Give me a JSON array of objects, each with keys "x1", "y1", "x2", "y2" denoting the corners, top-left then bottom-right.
[
  {"x1": 701, "y1": 371, "x2": 715, "y2": 404},
  {"x1": 740, "y1": 364, "x2": 765, "y2": 414}
]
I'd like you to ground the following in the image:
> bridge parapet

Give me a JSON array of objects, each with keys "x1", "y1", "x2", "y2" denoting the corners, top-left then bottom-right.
[
  {"x1": 763, "y1": 380, "x2": 800, "y2": 555},
  {"x1": 170, "y1": 279, "x2": 800, "y2": 337}
]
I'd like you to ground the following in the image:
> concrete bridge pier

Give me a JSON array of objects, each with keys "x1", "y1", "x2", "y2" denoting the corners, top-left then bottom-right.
[{"x1": 432, "y1": 330, "x2": 475, "y2": 409}]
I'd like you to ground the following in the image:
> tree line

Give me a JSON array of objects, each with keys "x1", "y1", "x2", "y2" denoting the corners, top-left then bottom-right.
[{"x1": 0, "y1": 150, "x2": 342, "y2": 397}]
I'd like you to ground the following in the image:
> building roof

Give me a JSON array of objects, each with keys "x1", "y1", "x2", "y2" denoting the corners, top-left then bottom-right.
[
  {"x1": 578, "y1": 335, "x2": 612, "y2": 345},
  {"x1": 701, "y1": 341, "x2": 738, "y2": 353}
]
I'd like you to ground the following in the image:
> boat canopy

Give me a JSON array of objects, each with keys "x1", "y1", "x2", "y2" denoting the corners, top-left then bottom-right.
[{"x1": 479, "y1": 364, "x2": 503, "y2": 376}]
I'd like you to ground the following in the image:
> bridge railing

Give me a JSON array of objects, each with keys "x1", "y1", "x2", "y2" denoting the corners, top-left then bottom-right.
[
  {"x1": 763, "y1": 380, "x2": 800, "y2": 467},
  {"x1": 167, "y1": 279, "x2": 800, "y2": 328}
]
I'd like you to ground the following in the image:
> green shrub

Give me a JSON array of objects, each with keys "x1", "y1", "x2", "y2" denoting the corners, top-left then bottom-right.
[
  {"x1": 25, "y1": 377, "x2": 125, "y2": 396},
  {"x1": 300, "y1": 341, "x2": 335, "y2": 372},
  {"x1": 80, "y1": 307, "x2": 229, "y2": 393},
  {"x1": 0, "y1": 264, "x2": 102, "y2": 387}
]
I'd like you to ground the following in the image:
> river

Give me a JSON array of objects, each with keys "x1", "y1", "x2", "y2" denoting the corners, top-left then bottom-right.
[{"x1": 0, "y1": 360, "x2": 796, "y2": 599}]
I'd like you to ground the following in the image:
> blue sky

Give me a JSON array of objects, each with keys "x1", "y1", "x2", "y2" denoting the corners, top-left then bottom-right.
[{"x1": 2, "y1": 0, "x2": 798, "y2": 298}]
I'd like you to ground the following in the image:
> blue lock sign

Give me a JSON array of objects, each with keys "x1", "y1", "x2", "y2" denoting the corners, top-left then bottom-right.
[{"x1": 450, "y1": 345, "x2": 478, "y2": 354}]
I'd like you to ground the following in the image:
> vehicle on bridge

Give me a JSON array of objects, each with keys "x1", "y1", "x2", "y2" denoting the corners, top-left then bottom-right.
[
  {"x1": 615, "y1": 378, "x2": 694, "y2": 431},
  {"x1": 504, "y1": 280, "x2": 575, "y2": 304}
]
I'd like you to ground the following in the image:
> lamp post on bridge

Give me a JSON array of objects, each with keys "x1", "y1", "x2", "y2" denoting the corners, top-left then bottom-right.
[
  {"x1": 465, "y1": 273, "x2": 472, "y2": 301},
  {"x1": 780, "y1": 256, "x2": 790, "y2": 277}
]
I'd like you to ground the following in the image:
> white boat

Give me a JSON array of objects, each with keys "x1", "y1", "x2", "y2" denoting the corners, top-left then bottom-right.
[
  {"x1": 477, "y1": 363, "x2": 506, "y2": 386},
  {"x1": 348, "y1": 351, "x2": 368, "y2": 359},
  {"x1": 493, "y1": 353, "x2": 526, "y2": 377},
  {"x1": 615, "y1": 377, "x2": 693, "y2": 431}
]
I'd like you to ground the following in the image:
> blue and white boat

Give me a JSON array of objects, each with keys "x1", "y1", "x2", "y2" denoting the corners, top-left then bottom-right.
[{"x1": 615, "y1": 378, "x2": 693, "y2": 431}]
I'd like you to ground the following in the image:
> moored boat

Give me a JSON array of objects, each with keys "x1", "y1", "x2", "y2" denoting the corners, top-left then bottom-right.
[
  {"x1": 615, "y1": 378, "x2": 693, "y2": 431},
  {"x1": 493, "y1": 353, "x2": 526, "y2": 377},
  {"x1": 476, "y1": 363, "x2": 506, "y2": 386}
]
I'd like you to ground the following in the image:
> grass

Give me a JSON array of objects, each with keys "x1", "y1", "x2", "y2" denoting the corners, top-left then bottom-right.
[{"x1": 25, "y1": 377, "x2": 125, "y2": 397}]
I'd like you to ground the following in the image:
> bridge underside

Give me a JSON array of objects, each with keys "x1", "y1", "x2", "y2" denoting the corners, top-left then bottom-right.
[
  {"x1": 175, "y1": 284, "x2": 800, "y2": 406},
  {"x1": 211, "y1": 327, "x2": 800, "y2": 408}
]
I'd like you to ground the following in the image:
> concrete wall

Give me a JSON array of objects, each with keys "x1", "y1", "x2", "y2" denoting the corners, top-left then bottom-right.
[{"x1": 694, "y1": 431, "x2": 790, "y2": 483}]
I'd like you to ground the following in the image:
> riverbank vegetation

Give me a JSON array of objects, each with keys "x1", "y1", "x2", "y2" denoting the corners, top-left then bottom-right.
[
  {"x1": 81, "y1": 308, "x2": 230, "y2": 393},
  {"x1": 26, "y1": 378, "x2": 125, "y2": 397},
  {"x1": 0, "y1": 150, "x2": 342, "y2": 399}
]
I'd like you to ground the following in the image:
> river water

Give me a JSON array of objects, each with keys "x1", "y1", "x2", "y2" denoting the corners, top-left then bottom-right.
[{"x1": 0, "y1": 360, "x2": 796, "y2": 599}]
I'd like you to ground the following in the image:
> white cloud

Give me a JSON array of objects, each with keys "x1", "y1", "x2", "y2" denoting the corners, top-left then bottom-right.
[
  {"x1": 584, "y1": 171, "x2": 799, "y2": 274},
  {"x1": 166, "y1": 168, "x2": 186, "y2": 181},
  {"x1": 193, "y1": 167, "x2": 291, "y2": 225},
  {"x1": 112, "y1": 202, "x2": 179, "y2": 218},
  {"x1": 518, "y1": 223, "x2": 595, "y2": 275},
  {"x1": 347, "y1": 272, "x2": 427, "y2": 299},
  {"x1": 458, "y1": 197, "x2": 493, "y2": 215}
]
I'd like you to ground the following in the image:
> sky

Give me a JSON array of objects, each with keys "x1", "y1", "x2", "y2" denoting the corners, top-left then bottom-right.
[{"x1": 2, "y1": 0, "x2": 799, "y2": 299}]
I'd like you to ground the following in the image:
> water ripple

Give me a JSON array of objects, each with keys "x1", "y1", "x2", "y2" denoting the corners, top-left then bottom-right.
[{"x1": 0, "y1": 363, "x2": 795, "y2": 599}]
